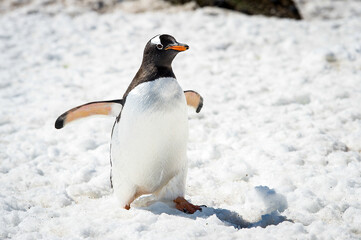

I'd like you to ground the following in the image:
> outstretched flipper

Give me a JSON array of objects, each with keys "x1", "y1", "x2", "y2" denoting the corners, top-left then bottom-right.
[
  {"x1": 55, "y1": 90, "x2": 201, "y2": 129},
  {"x1": 184, "y1": 90, "x2": 203, "y2": 113},
  {"x1": 55, "y1": 99, "x2": 123, "y2": 129}
]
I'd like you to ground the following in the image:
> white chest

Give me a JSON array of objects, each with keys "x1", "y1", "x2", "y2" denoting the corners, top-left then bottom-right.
[{"x1": 111, "y1": 77, "x2": 188, "y2": 191}]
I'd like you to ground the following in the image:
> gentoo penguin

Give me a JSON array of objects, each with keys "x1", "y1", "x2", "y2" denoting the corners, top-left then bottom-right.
[{"x1": 55, "y1": 34, "x2": 204, "y2": 214}]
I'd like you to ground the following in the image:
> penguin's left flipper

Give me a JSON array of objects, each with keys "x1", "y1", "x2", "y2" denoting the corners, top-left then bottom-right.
[
  {"x1": 55, "y1": 99, "x2": 123, "y2": 129},
  {"x1": 184, "y1": 90, "x2": 203, "y2": 113}
]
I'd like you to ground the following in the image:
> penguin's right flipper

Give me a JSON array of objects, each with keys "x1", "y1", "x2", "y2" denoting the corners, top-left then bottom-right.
[
  {"x1": 55, "y1": 99, "x2": 123, "y2": 129},
  {"x1": 184, "y1": 90, "x2": 203, "y2": 113}
]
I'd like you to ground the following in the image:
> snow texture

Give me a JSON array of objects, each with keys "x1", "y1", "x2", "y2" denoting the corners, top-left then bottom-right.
[{"x1": 1, "y1": 2, "x2": 361, "y2": 239}]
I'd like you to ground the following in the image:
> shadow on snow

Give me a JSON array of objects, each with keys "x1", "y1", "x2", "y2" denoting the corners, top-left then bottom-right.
[{"x1": 139, "y1": 185, "x2": 293, "y2": 229}]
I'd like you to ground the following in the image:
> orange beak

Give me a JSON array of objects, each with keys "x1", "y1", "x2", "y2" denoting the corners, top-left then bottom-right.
[{"x1": 165, "y1": 44, "x2": 189, "y2": 52}]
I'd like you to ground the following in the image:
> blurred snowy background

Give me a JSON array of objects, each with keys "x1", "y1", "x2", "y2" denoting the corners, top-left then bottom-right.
[
  {"x1": 1, "y1": 0, "x2": 361, "y2": 19},
  {"x1": 1, "y1": 0, "x2": 361, "y2": 239}
]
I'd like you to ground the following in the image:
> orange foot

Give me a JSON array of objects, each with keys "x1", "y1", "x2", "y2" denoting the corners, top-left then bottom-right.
[{"x1": 173, "y1": 197, "x2": 202, "y2": 214}]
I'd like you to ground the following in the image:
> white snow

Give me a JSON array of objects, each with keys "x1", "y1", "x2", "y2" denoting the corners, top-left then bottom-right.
[{"x1": 1, "y1": 2, "x2": 361, "y2": 239}]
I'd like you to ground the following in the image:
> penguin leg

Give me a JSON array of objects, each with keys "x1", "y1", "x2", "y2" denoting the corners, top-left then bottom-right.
[
  {"x1": 184, "y1": 90, "x2": 203, "y2": 113},
  {"x1": 173, "y1": 197, "x2": 202, "y2": 214},
  {"x1": 112, "y1": 180, "x2": 137, "y2": 210},
  {"x1": 55, "y1": 99, "x2": 123, "y2": 129},
  {"x1": 124, "y1": 194, "x2": 136, "y2": 210},
  {"x1": 115, "y1": 184, "x2": 150, "y2": 210},
  {"x1": 154, "y1": 168, "x2": 202, "y2": 214}
]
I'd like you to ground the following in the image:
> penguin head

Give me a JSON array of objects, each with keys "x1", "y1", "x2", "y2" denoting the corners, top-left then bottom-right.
[{"x1": 143, "y1": 34, "x2": 189, "y2": 68}]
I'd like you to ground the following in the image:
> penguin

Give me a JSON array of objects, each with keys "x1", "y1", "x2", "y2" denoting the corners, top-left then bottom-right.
[{"x1": 55, "y1": 34, "x2": 203, "y2": 214}]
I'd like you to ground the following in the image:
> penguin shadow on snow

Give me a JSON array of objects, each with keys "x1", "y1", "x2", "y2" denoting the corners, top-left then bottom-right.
[{"x1": 138, "y1": 186, "x2": 293, "y2": 229}]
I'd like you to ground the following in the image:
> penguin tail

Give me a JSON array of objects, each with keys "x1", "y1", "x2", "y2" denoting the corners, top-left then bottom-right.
[
  {"x1": 55, "y1": 99, "x2": 123, "y2": 129},
  {"x1": 184, "y1": 90, "x2": 203, "y2": 113}
]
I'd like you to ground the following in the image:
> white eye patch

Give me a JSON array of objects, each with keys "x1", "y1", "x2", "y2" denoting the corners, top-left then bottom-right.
[{"x1": 150, "y1": 35, "x2": 161, "y2": 45}]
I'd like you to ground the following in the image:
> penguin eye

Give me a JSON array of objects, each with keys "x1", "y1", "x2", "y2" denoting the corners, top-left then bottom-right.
[{"x1": 156, "y1": 44, "x2": 163, "y2": 50}]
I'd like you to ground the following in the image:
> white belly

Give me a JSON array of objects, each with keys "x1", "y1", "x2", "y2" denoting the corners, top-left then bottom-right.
[{"x1": 111, "y1": 77, "x2": 188, "y2": 197}]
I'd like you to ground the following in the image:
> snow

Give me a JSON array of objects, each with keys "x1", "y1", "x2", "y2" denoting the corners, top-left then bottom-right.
[{"x1": 1, "y1": 2, "x2": 361, "y2": 239}]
